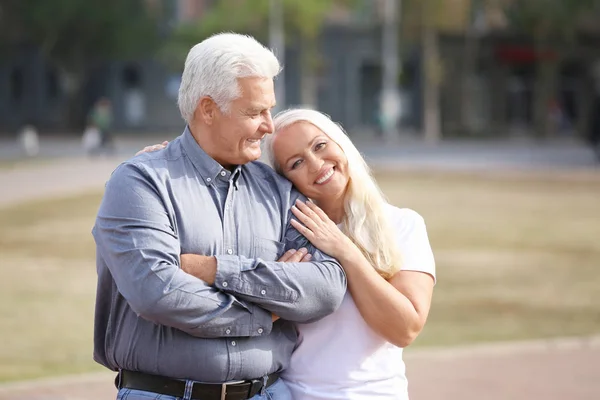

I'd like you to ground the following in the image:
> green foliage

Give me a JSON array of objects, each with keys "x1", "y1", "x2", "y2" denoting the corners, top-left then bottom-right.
[
  {"x1": 0, "y1": 0, "x2": 159, "y2": 70},
  {"x1": 160, "y1": 0, "x2": 359, "y2": 71},
  {"x1": 507, "y1": 0, "x2": 598, "y2": 42}
]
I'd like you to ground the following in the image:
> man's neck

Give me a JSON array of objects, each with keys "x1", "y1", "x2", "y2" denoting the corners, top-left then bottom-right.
[{"x1": 187, "y1": 123, "x2": 235, "y2": 171}]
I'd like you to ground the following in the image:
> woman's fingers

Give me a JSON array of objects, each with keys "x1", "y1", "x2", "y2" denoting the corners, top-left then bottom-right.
[
  {"x1": 295, "y1": 199, "x2": 321, "y2": 221},
  {"x1": 305, "y1": 200, "x2": 329, "y2": 221},
  {"x1": 290, "y1": 219, "x2": 315, "y2": 240},
  {"x1": 291, "y1": 205, "x2": 319, "y2": 231}
]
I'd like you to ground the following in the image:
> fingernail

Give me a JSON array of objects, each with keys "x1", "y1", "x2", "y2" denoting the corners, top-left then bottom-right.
[
  {"x1": 288, "y1": 249, "x2": 296, "y2": 254},
  {"x1": 299, "y1": 247, "x2": 307, "y2": 253},
  {"x1": 305, "y1": 254, "x2": 312, "y2": 260}
]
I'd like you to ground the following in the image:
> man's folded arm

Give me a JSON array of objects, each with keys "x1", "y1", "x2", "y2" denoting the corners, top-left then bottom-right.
[
  {"x1": 213, "y1": 251, "x2": 347, "y2": 323},
  {"x1": 93, "y1": 162, "x2": 273, "y2": 338}
]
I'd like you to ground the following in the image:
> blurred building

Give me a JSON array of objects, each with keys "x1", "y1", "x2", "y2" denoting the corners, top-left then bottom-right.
[{"x1": 1, "y1": 0, "x2": 600, "y2": 141}]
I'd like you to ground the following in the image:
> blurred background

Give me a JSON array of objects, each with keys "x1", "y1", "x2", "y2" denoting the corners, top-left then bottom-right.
[{"x1": 0, "y1": 1, "x2": 599, "y2": 400}]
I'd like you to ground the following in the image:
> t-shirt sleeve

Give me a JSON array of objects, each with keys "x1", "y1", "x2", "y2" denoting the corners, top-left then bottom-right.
[{"x1": 390, "y1": 206, "x2": 436, "y2": 284}]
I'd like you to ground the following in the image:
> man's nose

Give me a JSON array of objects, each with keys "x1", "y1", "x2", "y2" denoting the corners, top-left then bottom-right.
[{"x1": 261, "y1": 111, "x2": 274, "y2": 134}]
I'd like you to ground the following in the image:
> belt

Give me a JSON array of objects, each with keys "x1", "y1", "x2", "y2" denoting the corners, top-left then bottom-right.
[{"x1": 117, "y1": 370, "x2": 281, "y2": 400}]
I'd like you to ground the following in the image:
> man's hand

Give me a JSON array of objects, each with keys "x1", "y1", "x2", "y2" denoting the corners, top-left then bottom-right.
[
  {"x1": 277, "y1": 248, "x2": 312, "y2": 262},
  {"x1": 180, "y1": 254, "x2": 217, "y2": 284}
]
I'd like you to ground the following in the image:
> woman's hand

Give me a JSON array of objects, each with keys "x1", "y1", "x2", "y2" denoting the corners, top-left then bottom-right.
[
  {"x1": 135, "y1": 141, "x2": 169, "y2": 156},
  {"x1": 290, "y1": 199, "x2": 354, "y2": 259}
]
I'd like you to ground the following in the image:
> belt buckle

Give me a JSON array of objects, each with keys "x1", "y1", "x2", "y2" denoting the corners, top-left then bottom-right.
[{"x1": 220, "y1": 379, "x2": 245, "y2": 400}]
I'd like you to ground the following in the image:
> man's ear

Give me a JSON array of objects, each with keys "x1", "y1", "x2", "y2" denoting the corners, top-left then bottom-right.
[{"x1": 196, "y1": 96, "x2": 218, "y2": 125}]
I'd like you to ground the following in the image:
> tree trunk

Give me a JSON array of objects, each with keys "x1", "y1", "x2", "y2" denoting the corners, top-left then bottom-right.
[
  {"x1": 422, "y1": 23, "x2": 442, "y2": 144},
  {"x1": 460, "y1": 7, "x2": 480, "y2": 135},
  {"x1": 299, "y1": 38, "x2": 319, "y2": 108},
  {"x1": 576, "y1": 68, "x2": 595, "y2": 140},
  {"x1": 60, "y1": 68, "x2": 87, "y2": 132},
  {"x1": 532, "y1": 45, "x2": 559, "y2": 140}
]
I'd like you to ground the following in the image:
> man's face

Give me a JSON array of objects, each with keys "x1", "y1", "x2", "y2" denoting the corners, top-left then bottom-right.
[{"x1": 209, "y1": 77, "x2": 276, "y2": 168}]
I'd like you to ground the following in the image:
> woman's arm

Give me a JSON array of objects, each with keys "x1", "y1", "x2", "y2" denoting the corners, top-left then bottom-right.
[
  {"x1": 291, "y1": 200, "x2": 434, "y2": 348},
  {"x1": 337, "y1": 249, "x2": 433, "y2": 347}
]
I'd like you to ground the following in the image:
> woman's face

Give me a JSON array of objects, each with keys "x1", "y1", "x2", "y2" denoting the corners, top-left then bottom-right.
[{"x1": 272, "y1": 121, "x2": 349, "y2": 203}]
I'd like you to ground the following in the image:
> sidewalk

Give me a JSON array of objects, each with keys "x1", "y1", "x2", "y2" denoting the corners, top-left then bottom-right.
[
  {"x1": 0, "y1": 156, "x2": 121, "y2": 208},
  {"x1": 0, "y1": 336, "x2": 598, "y2": 400}
]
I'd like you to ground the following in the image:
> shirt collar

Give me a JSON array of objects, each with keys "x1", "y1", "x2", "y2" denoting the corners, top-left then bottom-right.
[{"x1": 181, "y1": 126, "x2": 243, "y2": 186}]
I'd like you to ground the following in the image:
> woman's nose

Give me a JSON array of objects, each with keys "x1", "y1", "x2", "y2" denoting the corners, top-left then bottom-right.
[{"x1": 307, "y1": 155, "x2": 323, "y2": 173}]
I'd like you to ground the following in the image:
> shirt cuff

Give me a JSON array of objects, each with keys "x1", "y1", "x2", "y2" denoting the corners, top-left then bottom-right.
[
  {"x1": 214, "y1": 255, "x2": 243, "y2": 292},
  {"x1": 220, "y1": 302, "x2": 273, "y2": 337}
]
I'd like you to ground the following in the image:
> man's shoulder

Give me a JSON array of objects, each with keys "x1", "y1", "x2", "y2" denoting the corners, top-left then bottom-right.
[
  {"x1": 244, "y1": 161, "x2": 304, "y2": 202},
  {"x1": 245, "y1": 161, "x2": 292, "y2": 189},
  {"x1": 109, "y1": 138, "x2": 185, "y2": 181}
]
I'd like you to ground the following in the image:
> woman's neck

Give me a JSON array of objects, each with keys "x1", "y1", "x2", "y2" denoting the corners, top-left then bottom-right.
[{"x1": 315, "y1": 195, "x2": 345, "y2": 224}]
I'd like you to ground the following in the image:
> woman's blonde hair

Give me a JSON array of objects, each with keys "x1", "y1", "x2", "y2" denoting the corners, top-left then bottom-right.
[{"x1": 262, "y1": 109, "x2": 401, "y2": 279}]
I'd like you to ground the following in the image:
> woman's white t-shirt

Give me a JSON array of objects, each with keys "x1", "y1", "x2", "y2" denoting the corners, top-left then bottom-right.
[{"x1": 282, "y1": 206, "x2": 436, "y2": 400}]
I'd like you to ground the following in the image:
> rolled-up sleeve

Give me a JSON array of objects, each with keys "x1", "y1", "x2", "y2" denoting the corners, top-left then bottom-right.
[
  {"x1": 93, "y1": 162, "x2": 273, "y2": 337},
  {"x1": 215, "y1": 200, "x2": 347, "y2": 323}
]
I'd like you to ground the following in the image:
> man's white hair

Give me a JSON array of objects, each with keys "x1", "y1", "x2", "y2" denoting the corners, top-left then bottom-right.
[
  {"x1": 263, "y1": 109, "x2": 402, "y2": 279},
  {"x1": 178, "y1": 32, "x2": 281, "y2": 123}
]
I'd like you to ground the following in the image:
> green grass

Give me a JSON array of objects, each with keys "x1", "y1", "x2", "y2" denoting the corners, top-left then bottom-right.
[
  {"x1": 1, "y1": 169, "x2": 600, "y2": 382},
  {"x1": 0, "y1": 192, "x2": 105, "y2": 382},
  {"x1": 374, "y1": 170, "x2": 600, "y2": 346}
]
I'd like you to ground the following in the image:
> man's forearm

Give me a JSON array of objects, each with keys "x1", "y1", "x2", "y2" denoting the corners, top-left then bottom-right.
[
  {"x1": 180, "y1": 254, "x2": 279, "y2": 322},
  {"x1": 181, "y1": 254, "x2": 217, "y2": 284},
  {"x1": 214, "y1": 254, "x2": 347, "y2": 323}
]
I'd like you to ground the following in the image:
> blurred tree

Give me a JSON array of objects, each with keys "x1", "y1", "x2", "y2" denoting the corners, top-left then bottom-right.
[
  {"x1": 402, "y1": 0, "x2": 447, "y2": 144},
  {"x1": 507, "y1": 0, "x2": 597, "y2": 139},
  {"x1": 160, "y1": 0, "x2": 359, "y2": 108},
  {"x1": 0, "y1": 0, "x2": 159, "y2": 129}
]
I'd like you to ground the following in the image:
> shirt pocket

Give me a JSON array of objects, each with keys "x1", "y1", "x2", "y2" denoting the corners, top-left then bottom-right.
[{"x1": 252, "y1": 236, "x2": 285, "y2": 262}]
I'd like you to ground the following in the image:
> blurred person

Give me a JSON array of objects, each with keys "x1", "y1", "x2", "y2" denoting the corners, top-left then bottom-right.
[
  {"x1": 140, "y1": 108, "x2": 436, "y2": 400},
  {"x1": 18, "y1": 124, "x2": 40, "y2": 157},
  {"x1": 93, "y1": 33, "x2": 346, "y2": 400},
  {"x1": 86, "y1": 97, "x2": 115, "y2": 155}
]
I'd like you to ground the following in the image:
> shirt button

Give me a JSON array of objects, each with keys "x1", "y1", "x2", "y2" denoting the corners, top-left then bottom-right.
[
  {"x1": 258, "y1": 328, "x2": 264, "y2": 334},
  {"x1": 225, "y1": 329, "x2": 231, "y2": 334},
  {"x1": 231, "y1": 341, "x2": 236, "y2": 346},
  {"x1": 222, "y1": 282, "x2": 228, "y2": 288},
  {"x1": 260, "y1": 289, "x2": 266, "y2": 295},
  {"x1": 227, "y1": 249, "x2": 233, "y2": 255},
  {"x1": 206, "y1": 178, "x2": 212, "y2": 182},
  {"x1": 220, "y1": 171, "x2": 227, "y2": 176}
]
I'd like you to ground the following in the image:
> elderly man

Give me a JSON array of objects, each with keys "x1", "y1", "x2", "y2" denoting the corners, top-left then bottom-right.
[{"x1": 92, "y1": 33, "x2": 346, "y2": 400}]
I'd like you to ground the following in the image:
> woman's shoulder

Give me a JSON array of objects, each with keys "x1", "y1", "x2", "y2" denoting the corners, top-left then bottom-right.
[{"x1": 383, "y1": 204, "x2": 425, "y2": 229}]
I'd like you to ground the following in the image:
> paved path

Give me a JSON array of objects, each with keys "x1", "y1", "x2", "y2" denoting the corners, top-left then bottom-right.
[
  {"x1": 0, "y1": 336, "x2": 598, "y2": 399},
  {"x1": 0, "y1": 156, "x2": 121, "y2": 207}
]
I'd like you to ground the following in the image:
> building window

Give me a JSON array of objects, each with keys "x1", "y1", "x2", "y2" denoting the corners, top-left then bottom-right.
[
  {"x1": 46, "y1": 67, "x2": 59, "y2": 100},
  {"x1": 122, "y1": 64, "x2": 142, "y2": 89},
  {"x1": 10, "y1": 67, "x2": 23, "y2": 103}
]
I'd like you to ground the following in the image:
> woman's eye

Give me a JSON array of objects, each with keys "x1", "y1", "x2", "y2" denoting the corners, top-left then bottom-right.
[
  {"x1": 291, "y1": 160, "x2": 302, "y2": 170},
  {"x1": 315, "y1": 142, "x2": 327, "y2": 151}
]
